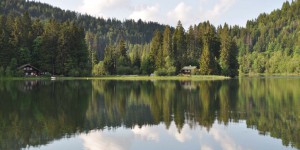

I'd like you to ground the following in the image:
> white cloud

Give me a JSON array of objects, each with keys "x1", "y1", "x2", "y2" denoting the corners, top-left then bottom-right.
[
  {"x1": 129, "y1": 4, "x2": 161, "y2": 22},
  {"x1": 203, "y1": 0, "x2": 236, "y2": 21},
  {"x1": 167, "y1": 2, "x2": 193, "y2": 27},
  {"x1": 79, "y1": 0, "x2": 130, "y2": 17}
]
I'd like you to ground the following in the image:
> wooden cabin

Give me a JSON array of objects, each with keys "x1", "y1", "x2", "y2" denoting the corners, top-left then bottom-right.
[
  {"x1": 180, "y1": 65, "x2": 197, "y2": 75},
  {"x1": 18, "y1": 64, "x2": 42, "y2": 76}
]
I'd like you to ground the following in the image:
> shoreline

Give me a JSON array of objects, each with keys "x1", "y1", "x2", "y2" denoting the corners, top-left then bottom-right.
[
  {"x1": 1, "y1": 74, "x2": 300, "y2": 81},
  {"x1": 0, "y1": 75, "x2": 230, "y2": 81}
]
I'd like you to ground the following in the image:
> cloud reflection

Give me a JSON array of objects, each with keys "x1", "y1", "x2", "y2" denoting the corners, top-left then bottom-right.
[
  {"x1": 201, "y1": 145, "x2": 213, "y2": 150},
  {"x1": 80, "y1": 130, "x2": 132, "y2": 150},
  {"x1": 132, "y1": 125, "x2": 160, "y2": 141},
  {"x1": 167, "y1": 123, "x2": 192, "y2": 143},
  {"x1": 80, "y1": 122, "x2": 247, "y2": 150},
  {"x1": 199, "y1": 124, "x2": 246, "y2": 150}
]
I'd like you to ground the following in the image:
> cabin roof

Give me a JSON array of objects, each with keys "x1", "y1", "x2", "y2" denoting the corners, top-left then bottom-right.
[
  {"x1": 17, "y1": 64, "x2": 41, "y2": 72},
  {"x1": 181, "y1": 65, "x2": 197, "y2": 70}
]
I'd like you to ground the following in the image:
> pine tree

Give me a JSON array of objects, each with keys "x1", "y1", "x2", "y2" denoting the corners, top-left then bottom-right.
[
  {"x1": 219, "y1": 24, "x2": 231, "y2": 75},
  {"x1": 150, "y1": 30, "x2": 163, "y2": 69},
  {"x1": 220, "y1": 24, "x2": 239, "y2": 77},
  {"x1": 186, "y1": 25, "x2": 197, "y2": 65},
  {"x1": 199, "y1": 39, "x2": 217, "y2": 75},
  {"x1": 103, "y1": 45, "x2": 116, "y2": 75},
  {"x1": 172, "y1": 21, "x2": 187, "y2": 72},
  {"x1": 41, "y1": 19, "x2": 60, "y2": 75},
  {"x1": 162, "y1": 26, "x2": 172, "y2": 59}
]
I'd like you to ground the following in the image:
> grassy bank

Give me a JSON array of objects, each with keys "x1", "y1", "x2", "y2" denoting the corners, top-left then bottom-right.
[
  {"x1": 0, "y1": 77, "x2": 51, "y2": 80},
  {"x1": 2, "y1": 74, "x2": 300, "y2": 81},
  {"x1": 53, "y1": 75, "x2": 230, "y2": 81},
  {"x1": 239, "y1": 73, "x2": 300, "y2": 77}
]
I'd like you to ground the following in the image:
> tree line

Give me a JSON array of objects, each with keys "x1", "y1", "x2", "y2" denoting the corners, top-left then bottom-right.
[
  {"x1": 0, "y1": 0, "x2": 166, "y2": 61},
  {"x1": 1, "y1": 0, "x2": 300, "y2": 77},
  {"x1": 0, "y1": 12, "x2": 89, "y2": 76},
  {"x1": 93, "y1": 21, "x2": 239, "y2": 77},
  {"x1": 233, "y1": 1, "x2": 300, "y2": 74}
]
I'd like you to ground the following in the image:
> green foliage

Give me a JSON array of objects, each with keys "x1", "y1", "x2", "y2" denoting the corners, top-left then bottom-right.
[
  {"x1": 199, "y1": 41, "x2": 218, "y2": 75},
  {"x1": 150, "y1": 30, "x2": 163, "y2": 69},
  {"x1": 0, "y1": 66, "x2": 4, "y2": 77},
  {"x1": 172, "y1": 21, "x2": 187, "y2": 72},
  {"x1": 116, "y1": 66, "x2": 132, "y2": 75},
  {"x1": 103, "y1": 45, "x2": 116, "y2": 75},
  {"x1": 5, "y1": 66, "x2": 12, "y2": 77},
  {"x1": 2, "y1": 0, "x2": 299, "y2": 76},
  {"x1": 154, "y1": 67, "x2": 176, "y2": 76},
  {"x1": 235, "y1": 1, "x2": 300, "y2": 74},
  {"x1": 0, "y1": 12, "x2": 90, "y2": 76},
  {"x1": 92, "y1": 61, "x2": 107, "y2": 76},
  {"x1": 141, "y1": 56, "x2": 155, "y2": 75}
]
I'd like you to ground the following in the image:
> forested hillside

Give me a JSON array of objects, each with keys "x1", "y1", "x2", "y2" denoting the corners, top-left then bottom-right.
[
  {"x1": 234, "y1": 1, "x2": 300, "y2": 74},
  {"x1": 0, "y1": 0, "x2": 299, "y2": 77},
  {"x1": 0, "y1": 0, "x2": 167, "y2": 60},
  {"x1": 0, "y1": 12, "x2": 89, "y2": 76}
]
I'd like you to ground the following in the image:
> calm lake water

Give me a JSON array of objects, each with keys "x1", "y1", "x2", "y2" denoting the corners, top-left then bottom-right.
[{"x1": 0, "y1": 78, "x2": 299, "y2": 150}]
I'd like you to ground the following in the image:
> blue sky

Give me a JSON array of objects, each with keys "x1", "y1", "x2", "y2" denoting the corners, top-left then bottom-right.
[{"x1": 29, "y1": 0, "x2": 291, "y2": 28}]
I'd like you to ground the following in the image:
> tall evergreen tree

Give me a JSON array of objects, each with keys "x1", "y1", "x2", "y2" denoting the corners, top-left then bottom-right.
[
  {"x1": 162, "y1": 26, "x2": 172, "y2": 59},
  {"x1": 103, "y1": 45, "x2": 116, "y2": 75},
  {"x1": 150, "y1": 30, "x2": 163, "y2": 69},
  {"x1": 200, "y1": 39, "x2": 217, "y2": 75},
  {"x1": 219, "y1": 24, "x2": 231, "y2": 76},
  {"x1": 172, "y1": 21, "x2": 187, "y2": 72}
]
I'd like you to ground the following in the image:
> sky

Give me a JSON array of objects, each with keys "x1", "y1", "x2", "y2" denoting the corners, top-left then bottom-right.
[{"x1": 28, "y1": 0, "x2": 292, "y2": 28}]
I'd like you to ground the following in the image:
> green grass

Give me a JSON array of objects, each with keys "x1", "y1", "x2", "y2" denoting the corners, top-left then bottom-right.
[
  {"x1": 53, "y1": 75, "x2": 230, "y2": 81},
  {"x1": 0, "y1": 76, "x2": 50, "y2": 80},
  {"x1": 2, "y1": 74, "x2": 300, "y2": 81},
  {"x1": 239, "y1": 73, "x2": 300, "y2": 77}
]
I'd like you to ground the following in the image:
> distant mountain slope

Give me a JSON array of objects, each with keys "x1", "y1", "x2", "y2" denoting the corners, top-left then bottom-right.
[
  {"x1": 1, "y1": 0, "x2": 299, "y2": 75},
  {"x1": 0, "y1": 0, "x2": 167, "y2": 59},
  {"x1": 234, "y1": 1, "x2": 300, "y2": 74}
]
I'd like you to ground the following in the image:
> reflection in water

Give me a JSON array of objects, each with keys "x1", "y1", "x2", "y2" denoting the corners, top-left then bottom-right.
[{"x1": 0, "y1": 78, "x2": 299, "y2": 149}]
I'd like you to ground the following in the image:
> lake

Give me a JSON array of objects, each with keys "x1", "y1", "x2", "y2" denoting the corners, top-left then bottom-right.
[{"x1": 0, "y1": 78, "x2": 299, "y2": 150}]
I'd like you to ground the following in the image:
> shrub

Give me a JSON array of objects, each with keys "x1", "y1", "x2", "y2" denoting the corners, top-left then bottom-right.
[
  {"x1": 154, "y1": 68, "x2": 168, "y2": 76},
  {"x1": 0, "y1": 67, "x2": 4, "y2": 77},
  {"x1": 116, "y1": 66, "x2": 132, "y2": 75},
  {"x1": 92, "y1": 61, "x2": 107, "y2": 76},
  {"x1": 154, "y1": 67, "x2": 176, "y2": 76}
]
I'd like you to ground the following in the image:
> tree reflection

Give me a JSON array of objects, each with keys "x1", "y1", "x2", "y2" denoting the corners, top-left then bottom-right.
[
  {"x1": 0, "y1": 78, "x2": 299, "y2": 149},
  {"x1": 0, "y1": 80, "x2": 91, "y2": 150}
]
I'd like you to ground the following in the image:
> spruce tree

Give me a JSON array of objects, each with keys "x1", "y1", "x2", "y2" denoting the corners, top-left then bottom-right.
[
  {"x1": 199, "y1": 39, "x2": 217, "y2": 75},
  {"x1": 172, "y1": 21, "x2": 187, "y2": 72}
]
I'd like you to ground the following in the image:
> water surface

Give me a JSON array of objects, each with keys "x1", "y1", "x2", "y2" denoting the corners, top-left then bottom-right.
[{"x1": 0, "y1": 78, "x2": 299, "y2": 150}]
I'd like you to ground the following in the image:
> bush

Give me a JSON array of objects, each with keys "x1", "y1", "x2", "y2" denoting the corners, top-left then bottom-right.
[
  {"x1": 15, "y1": 70, "x2": 24, "y2": 77},
  {"x1": 132, "y1": 66, "x2": 140, "y2": 75},
  {"x1": 154, "y1": 67, "x2": 176, "y2": 76},
  {"x1": 166, "y1": 66, "x2": 176, "y2": 75},
  {"x1": 0, "y1": 67, "x2": 4, "y2": 77},
  {"x1": 92, "y1": 61, "x2": 107, "y2": 76},
  {"x1": 5, "y1": 67, "x2": 12, "y2": 77},
  {"x1": 68, "y1": 69, "x2": 80, "y2": 77},
  {"x1": 154, "y1": 68, "x2": 168, "y2": 76},
  {"x1": 116, "y1": 66, "x2": 132, "y2": 75}
]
